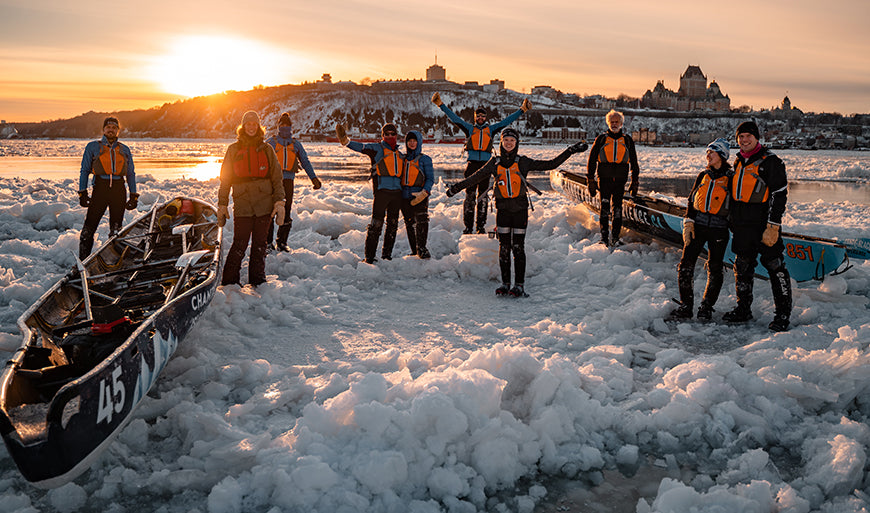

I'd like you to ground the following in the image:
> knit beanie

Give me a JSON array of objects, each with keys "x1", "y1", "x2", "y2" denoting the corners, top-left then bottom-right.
[
  {"x1": 277, "y1": 112, "x2": 292, "y2": 127},
  {"x1": 501, "y1": 128, "x2": 520, "y2": 142},
  {"x1": 381, "y1": 123, "x2": 398, "y2": 136},
  {"x1": 242, "y1": 111, "x2": 260, "y2": 125},
  {"x1": 706, "y1": 138, "x2": 730, "y2": 162},
  {"x1": 103, "y1": 116, "x2": 119, "y2": 127},
  {"x1": 736, "y1": 121, "x2": 760, "y2": 140},
  {"x1": 405, "y1": 132, "x2": 418, "y2": 142}
]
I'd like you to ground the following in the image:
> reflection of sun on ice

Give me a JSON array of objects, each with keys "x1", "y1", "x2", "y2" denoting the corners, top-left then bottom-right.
[{"x1": 149, "y1": 35, "x2": 303, "y2": 98}]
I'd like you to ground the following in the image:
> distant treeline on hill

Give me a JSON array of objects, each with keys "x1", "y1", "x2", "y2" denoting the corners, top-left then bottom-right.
[{"x1": 12, "y1": 82, "x2": 870, "y2": 145}]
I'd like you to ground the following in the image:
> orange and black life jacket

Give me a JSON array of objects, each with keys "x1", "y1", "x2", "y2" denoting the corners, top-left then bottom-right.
[
  {"x1": 376, "y1": 147, "x2": 403, "y2": 178},
  {"x1": 598, "y1": 134, "x2": 629, "y2": 164},
  {"x1": 494, "y1": 162, "x2": 524, "y2": 199},
  {"x1": 233, "y1": 145, "x2": 270, "y2": 178},
  {"x1": 691, "y1": 172, "x2": 730, "y2": 216},
  {"x1": 732, "y1": 156, "x2": 769, "y2": 203},
  {"x1": 466, "y1": 125, "x2": 493, "y2": 153},
  {"x1": 403, "y1": 156, "x2": 425, "y2": 188},
  {"x1": 92, "y1": 143, "x2": 127, "y2": 177},
  {"x1": 274, "y1": 141, "x2": 299, "y2": 173}
]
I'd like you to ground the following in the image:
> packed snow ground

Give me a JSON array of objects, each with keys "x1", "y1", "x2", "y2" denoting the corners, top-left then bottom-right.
[{"x1": 0, "y1": 145, "x2": 870, "y2": 513}]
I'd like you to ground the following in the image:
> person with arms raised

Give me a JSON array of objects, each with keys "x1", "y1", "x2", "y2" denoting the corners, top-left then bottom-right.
[
  {"x1": 446, "y1": 128, "x2": 587, "y2": 297},
  {"x1": 336, "y1": 122, "x2": 404, "y2": 264},
  {"x1": 432, "y1": 92, "x2": 530, "y2": 234}
]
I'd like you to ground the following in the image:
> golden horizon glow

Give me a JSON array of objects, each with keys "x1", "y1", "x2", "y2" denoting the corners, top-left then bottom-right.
[{"x1": 147, "y1": 35, "x2": 308, "y2": 98}]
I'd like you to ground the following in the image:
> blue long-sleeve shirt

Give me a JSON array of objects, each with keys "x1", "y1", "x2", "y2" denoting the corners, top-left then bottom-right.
[
  {"x1": 439, "y1": 104, "x2": 523, "y2": 162},
  {"x1": 345, "y1": 140, "x2": 402, "y2": 190},
  {"x1": 265, "y1": 135, "x2": 318, "y2": 181},
  {"x1": 79, "y1": 136, "x2": 136, "y2": 194}
]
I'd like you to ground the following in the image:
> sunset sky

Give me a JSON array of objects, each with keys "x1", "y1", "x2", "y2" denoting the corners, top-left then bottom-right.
[{"x1": 1, "y1": 0, "x2": 868, "y2": 122}]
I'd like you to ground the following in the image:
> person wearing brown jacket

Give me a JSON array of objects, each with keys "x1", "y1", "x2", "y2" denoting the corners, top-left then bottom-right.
[{"x1": 217, "y1": 111, "x2": 285, "y2": 286}]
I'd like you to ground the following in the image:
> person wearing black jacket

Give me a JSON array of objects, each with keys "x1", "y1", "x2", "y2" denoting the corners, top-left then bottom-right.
[
  {"x1": 586, "y1": 110, "x2": 640, "y2": 247},
  {"x1": 446, "y1": 128, "x2": 587, "y2": 297},
  {"x1": 671, "y1": 138, "x2": 733, "y2": 321},
  {"x1": 723, "y1": 121, "x2": 792, "y2": 331}
]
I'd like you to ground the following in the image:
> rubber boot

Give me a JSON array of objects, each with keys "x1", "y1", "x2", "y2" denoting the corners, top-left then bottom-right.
[
  {"x1": 276, "y1": 223, "x2": 292, "y2": 252},
  {"x1": 462, "y1": 192, "x2": 475, "y2": 234},
  {"x1": 476, "y1": 203, "x2": 488, "y2": 234},
  {"x1": 364, "y1": 221, "x2": 382, "y2": 264},
  {"x1": 599, "y1": 209, "x2": 610, "y2": 246},
  {"x1": 676, "y1": 263, "x2": 695, "y2": 312},
  {"x1": 724, "y1": 256, "x2": 755, "y2": 322},
  {"x1": 611, "y1": 216, "x2": 623, "y2": 246},
  {"x1": 416, "y1": 216, "x2": 430, "y2": 258},
  {"x1": 768, "y1": 264, "x2": 792, "y2": 331},
  {"x1": 382, "y1": 216, "x2": 398, "y2": 260},
  {"x1": 404, "y1": 216, "x2": 417, "y2": 256},
  {"x1": 79, "y1": 227, "x2": 95, "y2": 260},
  {"x1": 700, "y1": 263, "x2": 724, "y2": 312},
  {"x1": 498, "y1": 232, "x2": 512, "y2": 286}
]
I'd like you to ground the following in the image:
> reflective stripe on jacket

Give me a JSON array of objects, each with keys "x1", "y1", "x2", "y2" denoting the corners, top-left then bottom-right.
[
  {"x1": 692, "y1": 173, "x2": 730, "y2": 216},
  {"x1": 494, "y1": 162, "x2": 524, "y2": 199},
  {"x1": 92, "y1": 143, "x2": 127, "y2": 177},
  {"x1": 732, "y1": 157, "x2": 770, "y2": 203},
  {"x1": 376, "y1": 147, "x2": 404, "y2": 178},
  {"x1": 466, "y1": 126, "x2": 493, "y2": 153},
  {"x1": 598, "y1": 135, "x2": 629, "y2": 164}
]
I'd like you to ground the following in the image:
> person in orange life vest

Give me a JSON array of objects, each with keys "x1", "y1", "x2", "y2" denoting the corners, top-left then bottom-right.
[
  {"x1": 432, "y1": 92, "x2": 530, "y2": 234},
  {"x1": 722, "y1": 121, "x2": 792, "y2": 332},
  {"x1": 77, "y1": 116, "x2": 138, "y2": 260},
  {"x1": 671, "y1": 138, "x2": 733, "y2": 321},
  {"x1": 336, "y1": 122, "x2": 404, "y2": 264},
  {"x1": 217, "y1": 110, "x2": 285, "y2": 287},
  {"x1": 586, "y1": 109, "x2": 640, "y2": 247},
  {"x1": 395, "y1": 130, "x2": 435, "y2": 259},
  {"x1": 265, "y1": 112, "x2": 322, "y2": 252},
  {"x1": 446, "y1": 128, "x2": 588, "y2": 297}
]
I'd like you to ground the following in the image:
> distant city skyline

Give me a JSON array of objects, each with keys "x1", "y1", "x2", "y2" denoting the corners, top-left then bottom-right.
[{"x1": 1, "y1": 0, "x2": 868, "y2": 122}]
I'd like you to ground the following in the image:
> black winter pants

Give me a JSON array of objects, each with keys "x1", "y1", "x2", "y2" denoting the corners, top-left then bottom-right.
[
  {"x1": 496, "y1": 209, "x2": 529, "y2": 286},
  {"x1": 463, "y1": 160, "x2": 489, "y2": 232},
  {"x1": 677, "y1": 224, "x2": 729, "y2": 309},
  {"x1": 596, "y1": 175, "x2": 627, "y2": 243},
  {"x1": 79, "y1": 178, "x2": 127, "y2": 259},
  {"x1": 366, "y1": 189, "x2": 402, "y2": 262}
]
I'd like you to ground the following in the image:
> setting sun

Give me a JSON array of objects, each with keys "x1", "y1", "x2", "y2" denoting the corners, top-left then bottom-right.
[{"x1": 148, "y1": 35, "x2": 303, "y2": 98}]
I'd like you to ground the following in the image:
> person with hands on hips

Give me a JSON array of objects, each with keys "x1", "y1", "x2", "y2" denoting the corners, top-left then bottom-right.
[
  {"x1": 217, "y1": 110, "x2": 285, "y2": 287},
  {"x1": 77, "y1": 116, "x2": 137, "y2": 260}
]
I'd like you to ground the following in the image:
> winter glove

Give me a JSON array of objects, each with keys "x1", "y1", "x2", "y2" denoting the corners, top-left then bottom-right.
[
  {"x1": 762, "y1": 223, "x2": 780, "y2": 246},
  {"x1": 311, "y1": 177, "x2": 322, "y2": 190},
  {"x1": 410, "y1": 190, "x2": 429, "y2": 206},
  {"x1": 521, "y1": 98, "x2": 532, "y2": 113},
  {"x1": 125, "y1": 192, "x2": 139, "y2": 210},
  {"x1": 335, "y1": 124, "x2": 349, "y2": 146},
  {"x1": 628, "y1": 179, "x2": 639, "y2": 197},
  {"x1": 431, "y1": 92, "x2": 443, "y2": 106},
  {"x1": 568, "y1": 141, "x2": 588, "y2": 154},
  {"x1": 682, "y1": 219, "x2": 694, "y2": 245},
  {"x1": 272, "y1": 200, "x2": 286, "y2": 226},
  {"x1": 217, "y1": 205, "x2": 229, "y2": 228},
  {"x1": 78, "y1": 190, "x2": 90, "y2": 207},
  {"x1": 587, "y1": 179, "x2": 598, "y2": 197},
  {"x1": 445, "y1": 184, "x2": 459, "y2": 198}
]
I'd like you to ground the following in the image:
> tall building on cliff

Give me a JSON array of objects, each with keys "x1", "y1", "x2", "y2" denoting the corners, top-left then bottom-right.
[{"x1": 642, "y1": 65, "x2": 730, "y2": 112}]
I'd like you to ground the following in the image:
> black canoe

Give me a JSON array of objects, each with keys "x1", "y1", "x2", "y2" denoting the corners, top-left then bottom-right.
[
  {"x1": 550, "y1": 169, "x2": 855, "y2": 282},
  {"x1": 0, "y1": 196, "x2": 222, "y2": 487}
]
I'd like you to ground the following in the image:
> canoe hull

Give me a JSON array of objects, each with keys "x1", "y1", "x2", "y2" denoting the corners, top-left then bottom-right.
[
  {"x1": 0, "y1": 196, "x2": 222, "y2": 487},
  {"x1": 551, "y1": 170, "x2": 850, "y2": 282}
]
